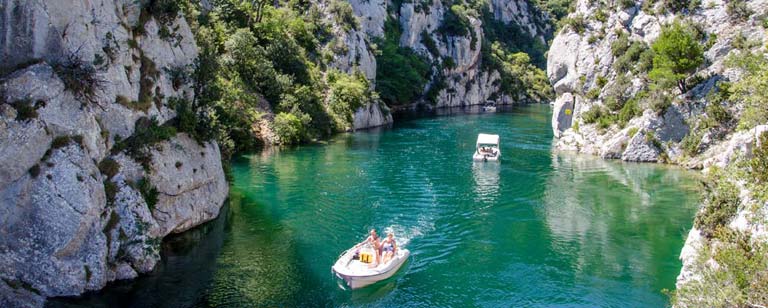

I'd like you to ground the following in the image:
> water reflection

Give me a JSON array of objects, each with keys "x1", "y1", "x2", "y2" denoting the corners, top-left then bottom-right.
[
  {"x1": 472, "y1": 162, "x2": 500, "y2": 202},
  {"x1": 543, "y1": 153, "x2": 700, "y2": 295}
]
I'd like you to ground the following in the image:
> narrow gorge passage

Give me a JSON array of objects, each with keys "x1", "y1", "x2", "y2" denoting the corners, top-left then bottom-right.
[{"x1": 53, "y1": 105, "x2": 701, "y2": 307}]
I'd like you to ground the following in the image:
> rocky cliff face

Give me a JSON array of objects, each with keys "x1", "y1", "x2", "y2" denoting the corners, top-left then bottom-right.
[
  {"x1": 0, "y1": 1, "x2": 227, "y2": 306},
  {"x1": 397, "y1": 0, "x2": 552, "y2": 108},
  {"x1": 548, "y1": 0, "x2": 766, "y2": 163},
  {"x1": 546, "y1": 0, "x2": 768, "y2": 304}
]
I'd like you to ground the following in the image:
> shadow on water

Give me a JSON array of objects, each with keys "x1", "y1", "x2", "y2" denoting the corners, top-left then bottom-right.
[{"x1": 47, "y1": 202, "x2": 231, "y2": 308}]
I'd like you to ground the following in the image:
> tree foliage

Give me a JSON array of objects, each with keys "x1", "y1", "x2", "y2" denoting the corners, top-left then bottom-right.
[
  {"x1": 649, "y1": 22, "x2": 704, "y2": 93},
  {"x1": 375, "y1": 18, "x2": 430, "y2": 106}
]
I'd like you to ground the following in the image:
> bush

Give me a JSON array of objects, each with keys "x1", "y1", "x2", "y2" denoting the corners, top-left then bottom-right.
[
  {"x1": 559, "y1": 15, "x2": 587, "y2": 34},
  {"x1": 104, "y1": 180, "x2": 118, "y2": 206},
  {"x1": 749, "y1": 132, "x2": 768, "y2": 185},
  {"x1": 439, "y1": 5, "x2": 472, "y2": 37},
  {"x1": 585, "y1": 88, "x2": 600, "y2": 100},
  {"x1": 327, "y1": 71, "x2": 369, "y2": 127},
  {"x1": 582, "y1": 106, "x2": 607, "y2": 124},
  {"x1": 53, "y1": 53, "x2": 105, "y2": 105},
  {"x1": 137, "y1": 177, "x2": 158, "y2": 210},
  {"x1": 694, "y1": 169, "x2": 741, "y2": 238},
  {"x1": 112, "y1": 117, "x2": 177, "y2": 171},
  {"x1": 273, "y1": 112, "x2": 307, "y2": 145},
  {"x1": 726, "y1": 0, "x2": 752, "y2": 22},
  {"x1": 611, "y1": 31, "x2": 631, "y2": 56},
  {"x1": 727, "y1": 52, "x2": 768, "y2": 130},
  {"x1": 10, "y1": 99, "x2": 38, "y2": 121},
  {"x1": 421, "y1": 31, "x2": 439, "y2": 57},
  {"x1": 98, "y1": 158, "x2": 120, "y2": 180},
  {"x1": 618, "y1": 97, "x2": 641, "y2": 126},
  {"x1": 328, "y1": 0, "x2": 360, "y2": 31},
  {"x1": 680, "y1": 131, "x2": 702, "y2": 156},
  {"x1": 649, "y1": 22, "x2": 704, "y2": 93},
  {"x1": 376, "y1": 18, "x2": 430, "y2": 106}
]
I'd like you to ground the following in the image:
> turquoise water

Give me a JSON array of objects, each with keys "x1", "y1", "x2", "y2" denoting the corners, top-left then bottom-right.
[{"x1": 52, "y1": 105, "x2": 701, "y2": 307}]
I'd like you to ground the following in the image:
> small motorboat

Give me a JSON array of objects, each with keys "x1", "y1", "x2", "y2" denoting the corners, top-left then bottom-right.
[
  {"x1": 332, "y1": 244, "x2": 410, "y2": 289},
  {"x1": 473, "y1": 133, "x2": 501, "y2": 162},
  {"x1": 482, "y1": 101, "x2": 497, "y2": 112}
]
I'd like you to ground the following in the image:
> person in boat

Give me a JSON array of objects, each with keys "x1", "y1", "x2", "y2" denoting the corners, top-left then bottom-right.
[
  {"x1": 380, "y1": 232, "x2": 398, "y2": 264},
  {"x1": 354, "y1": 229, "x2": 381, "y2": 266}
]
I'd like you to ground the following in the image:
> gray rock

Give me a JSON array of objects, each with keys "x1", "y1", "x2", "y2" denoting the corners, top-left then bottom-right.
[
  {"x1": 552, "y1": 93, "x2": 575, "y2": 138},
  {"x1": 148, "y1": 134, "x2": 228, "y2": 235},
  {"x1": 0, "y1": 144, "x2": 107, "y2": 298},
  {"x1": 353, "y1": 102, "x2": 393, "y2": 130},
  {"x1": 621, "y1": 129, "x2": 661, "y2": 162}
]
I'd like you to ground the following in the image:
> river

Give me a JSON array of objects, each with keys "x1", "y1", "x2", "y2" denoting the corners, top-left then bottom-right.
[{"x1": 51, "y1": 105, "x2": 701, "y2": 307}]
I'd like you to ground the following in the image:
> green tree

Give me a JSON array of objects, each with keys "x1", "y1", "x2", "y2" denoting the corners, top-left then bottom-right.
[{"x1": 649, "y1": 22, "x2": 704, "y2": 93}]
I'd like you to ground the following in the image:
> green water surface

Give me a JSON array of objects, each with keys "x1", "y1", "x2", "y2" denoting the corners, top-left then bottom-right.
[{"x1": 53, "y1": 105, "x2": 701, "y2": 307}]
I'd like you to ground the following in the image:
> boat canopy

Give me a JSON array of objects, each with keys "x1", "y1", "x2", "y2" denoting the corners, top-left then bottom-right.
[{"x1": 476, "y1": 134, "x2": 499, "y2": 147}]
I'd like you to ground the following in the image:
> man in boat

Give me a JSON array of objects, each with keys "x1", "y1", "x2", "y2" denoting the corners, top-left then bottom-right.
[
  {"x1": 353, "y1": 229, "x2": 381, "y2": 266},
  {"x1": 380, "y1": 232, "x2": 398, "y2": 264}
]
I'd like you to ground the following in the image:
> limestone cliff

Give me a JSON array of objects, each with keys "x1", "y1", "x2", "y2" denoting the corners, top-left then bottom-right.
[
  {"x1": 0, "y1": 1, "x2": 227, "y2": 306},
  {"x1": 395, "y1": 0, "x2": 552, "y2": 108},
  {"x1": 546, "y1": 0, "x2": 768, "y2": 304}
]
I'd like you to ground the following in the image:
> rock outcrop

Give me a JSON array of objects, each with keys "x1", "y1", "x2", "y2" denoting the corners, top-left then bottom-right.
[
  {"x1": 0, "y1": 1, "x2": 227, "y2": 305},
  {"x1": 548, "y1": 0, "x2": 767, "y2": 163},
  {"x1": 546, "y1": 0, "x2": 768, "y2": 302}
]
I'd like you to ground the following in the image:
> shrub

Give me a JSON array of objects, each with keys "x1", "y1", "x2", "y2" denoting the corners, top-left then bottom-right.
[
  {"x1": 53, "y1": 53, "x2": 105, "y2": 105},
  {"x1": 421, "y1": 31, "x2": 439, "y2": 57},
  {"x1": 98, "y1": 158, "x2": 120, "y2": 180},
  {"x1": 749, "y1": 132, "x2": 768, "y2": 185},
  {"x1": 649, "y1": 22, "x2": 704, "y2": 93},
  {"x1": 559, "y1": 15, "x2": 587, "y2": 34},
  {"x1": 627, "y1": 127, "x2": 639, "y2": 137},
  {"x1": 327, "y1": 70, "x2": 369, "y2": 127},
  {"x1": 112, "y1": 117, "x2": 176, "y2": 171},
  {"x1": 582, "y1": 106, "x2": 606, "y2": 124},
  {"x1": 585, "y1": 88, "x2": 600, "y2": 100},
  {"x1": 618, "y1": 97, "x2": 641, "y2": 126},
  {"x1": 137, "y1": 177, "x2": 158, "y2": 210},
  {"x1": 611, "y1": 31, "x2": 631, "y2": 57},
  {"x1": 596, "y1": 75, "x2": 608, "y2": 88},
  {"x1": 615, "y1": 41, "x2": 650, "y2": 73},
  {"x1": 52, "y1": 136, "x2": 73, "y2": 149},
  {"x1": 619, "y1": 0, "x2": 635, "y2": 9},
  {"x1": 681, "y1": 131, "x2": 702, "y2": 156},
  {"x1": 273, "y1": 112, "x2": 307, "y2": 145},
  {"x1": 694, "y1": 169, "x2": 741, "y2": 238},
  {"x1": 376, "y1": 18, "x2": 430, "y2": 106},
  {"x1": 10, "y1": 99, "x2": 38, "y2": 121},
  {"x1": 439, "y1": 5, "x2": 472, "y2": 37},
  {"x1": 727, "y1": 52, "x2": 768, "y2": 130},
  {"x1": 726, "y1": 0, "x2": 752, "y2": 22},
  {"x1": 328, "y1": 0, "x2": 360, "y2": 31},
  {"x1": 104, "y1": 180, "x2": 118, "y2": 206},
  {"x1": 706, "y1": 102, "x2": 731, "y2": 125}
]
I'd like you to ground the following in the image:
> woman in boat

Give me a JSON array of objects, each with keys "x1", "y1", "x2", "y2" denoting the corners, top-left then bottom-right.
[{"x1": 380, "y1": 232, "x2": 398, "y2": 264}]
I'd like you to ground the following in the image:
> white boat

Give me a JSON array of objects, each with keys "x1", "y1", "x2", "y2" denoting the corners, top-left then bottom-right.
[
  {"x1": 332, "y1": 244, "x2": 410, "y2": 289},
  {"x1": 472, "y1": 133, "x2": 501, "y2": 162},
  {"x1": 482, "y1": 101, "x2": 497, "y2": 112}
]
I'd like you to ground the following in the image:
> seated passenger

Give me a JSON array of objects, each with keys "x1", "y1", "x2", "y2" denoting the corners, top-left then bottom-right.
[{"x1": 380, "y1": 232, "x2": 398, "y2": 264}]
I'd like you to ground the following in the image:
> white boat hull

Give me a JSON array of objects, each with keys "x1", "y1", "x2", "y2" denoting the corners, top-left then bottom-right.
[{"x1": 332, "y1": 247, "x2": 410, "y2": 289}]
